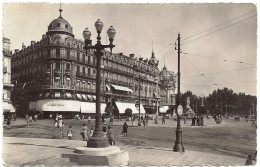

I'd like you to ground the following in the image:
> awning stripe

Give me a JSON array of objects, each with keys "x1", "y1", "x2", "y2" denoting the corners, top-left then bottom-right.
[{"x1": 111, "y1": 84, "x2": 133, "y2": 93}]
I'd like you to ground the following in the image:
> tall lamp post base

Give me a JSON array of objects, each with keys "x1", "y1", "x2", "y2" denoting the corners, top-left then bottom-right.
[
  {"x1": 87, "y1": 136, "x2": 109, "y2": 148},
  {"x1": 173, "y1": 129, "x2": 185, "y2": 152}
]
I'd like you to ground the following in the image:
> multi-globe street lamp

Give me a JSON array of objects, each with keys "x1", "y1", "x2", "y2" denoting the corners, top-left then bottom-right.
[{"x1": 83, "y1": 19, "x2": 116, "y2": 148}]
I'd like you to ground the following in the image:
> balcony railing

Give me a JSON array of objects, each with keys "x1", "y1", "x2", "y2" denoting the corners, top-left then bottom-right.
[
  {"x1": 45, "y1": 69, "x2": 51, "y2": 74},
  {"x1": 65, "y1": 69, "x2": 71, "y2": 75},
  {"x1": 76, "y1": 72, "x2": 96, "y2": 79},
  {"x1": 54, "y1": 69, "x2": 61, "y2": 74}
]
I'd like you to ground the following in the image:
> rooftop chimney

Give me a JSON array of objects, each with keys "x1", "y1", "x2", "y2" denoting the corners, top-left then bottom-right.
[
  {"x1": 129, "y1": 54, "x2": 135, "y2": 58},
  {"x1": 31, "y1": 41, "x2": 36, "y2": 45}
]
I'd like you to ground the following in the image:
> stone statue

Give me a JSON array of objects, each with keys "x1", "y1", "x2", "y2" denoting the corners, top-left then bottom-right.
[{"x1": 185, "y1": 97, "x2": 194, "y2": 116}]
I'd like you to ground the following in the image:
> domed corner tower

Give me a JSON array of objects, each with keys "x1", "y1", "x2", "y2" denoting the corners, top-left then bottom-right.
[
  {"x1": 46, "y1": 8, "x2": 75, "y2": 40},
  {"x1": 148, "y1": 50, "x2": 159, "y2": 67},
  {"x1": 159, "y1": 64, "x2": 177, "y2": 108}
]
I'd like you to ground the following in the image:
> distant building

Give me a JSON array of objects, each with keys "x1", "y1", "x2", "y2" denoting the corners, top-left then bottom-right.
[
  {"x1": 10, "y1": 9, "x2": 163, "y2": 118},
  {"x1": 159, "y1": 65, "x2": 176, "y2": 115},
  {"x1": 3, "y1": 37, "x2": 15, "y2": 118}
]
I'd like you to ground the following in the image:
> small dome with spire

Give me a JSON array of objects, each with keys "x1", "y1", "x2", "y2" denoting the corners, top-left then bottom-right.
[
  {"x1": 46, "y1": 7, "x2": 74, "y2": 37},
  {"x1": 148, "y1": 50, "x2": 159, "y2": 66}
]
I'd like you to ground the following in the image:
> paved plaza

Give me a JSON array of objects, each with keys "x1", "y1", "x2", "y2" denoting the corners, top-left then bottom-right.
[
  {"x1": 2, "y1": 117, "x2": 257, "y2": 166},
  {"x1": 2, "y1": 137, "x2": 249, "y2": 166}
]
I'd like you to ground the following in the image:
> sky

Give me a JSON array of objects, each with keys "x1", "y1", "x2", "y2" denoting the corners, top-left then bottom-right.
[{"x1": 2, "y1": 2, "x2": 257, "y2": 96}]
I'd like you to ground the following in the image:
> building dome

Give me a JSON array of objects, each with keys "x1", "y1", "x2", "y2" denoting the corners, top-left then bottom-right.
[
  {"x1": 148, "y1": 50, "x2": 159, "y2": 66},
  {"x1": 161, "y1": 65, "x2": 172, "y2": 80},
  {"x1": 46, "y1": 9, "x2": 74, "y2": 37}
]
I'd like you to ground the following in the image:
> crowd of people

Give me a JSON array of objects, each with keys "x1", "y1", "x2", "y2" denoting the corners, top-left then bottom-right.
[{"x1": 191, "y1": 115, "x2": 205, "y2": 126}]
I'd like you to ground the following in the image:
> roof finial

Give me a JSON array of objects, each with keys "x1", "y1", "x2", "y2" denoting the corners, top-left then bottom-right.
[
  {"x1": 152, "y1": 41, "x2": 154, "y2": 52},
  {"x1": 59, "y1": 3, "x2": 63, "y2": 18}
]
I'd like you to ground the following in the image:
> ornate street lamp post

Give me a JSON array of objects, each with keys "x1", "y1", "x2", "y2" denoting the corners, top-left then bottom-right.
[{"x1": 83, "y1": 19, "x2": 116, "y2": 148}]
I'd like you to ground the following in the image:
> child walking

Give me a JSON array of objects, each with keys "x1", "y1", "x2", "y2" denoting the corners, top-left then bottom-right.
[{"x1": 67, "y1": 125, "x2": 73, "y2": 139}]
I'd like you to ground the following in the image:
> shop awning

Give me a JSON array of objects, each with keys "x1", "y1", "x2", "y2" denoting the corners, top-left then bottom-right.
[
  {"x1": 106, "y1": 85, "x2": 111, "y2": 91},
  {"x1": 153, "y1": 92, "x2": 161, "y2": 99},
  {"x1": 45, "y1": 92, "x2": 50, "y2": 98},
  {"x1": 87, "y1": 95, "x2": 92, "y2": 100},
  {"x1": 80, "y1": 102, "x2": 106, "y2": 113},
  {"x1": 66, "y1": 93, "x2": 72, "y2": 98},
  {"x1": 76, "y1": 94, "x2": 82, "y2": 99},
  {"x1": 160, "y1": 106, "x2": 169, "y2": 113},
  {"x1": 3, "y1": 102, "x2": 16, "y2": 113},
  {"x1": 66, "y1": 78, "x2": 71, "y2": 80},
  {"x1": 111, "y1": 84, "x2": 133, "y2": 93},
  {"x1": 55, "y1": 92, "x2": 60, "y2": 98},
  {"x1": 93, "y1": 96, "x2": 96, "y2": 100},
  {"x1": 115, "y1": 101, "x2": 140, "y2": 114},
  {"x1": 36, "y1": 99, "x2": 80, "y2": 112},
  {"x1": 82, "y1": 94, "x2": 87, "y2": 100}
]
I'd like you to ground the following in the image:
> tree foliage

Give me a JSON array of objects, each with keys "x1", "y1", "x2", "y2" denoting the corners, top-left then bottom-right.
[{"x1": 179, "y1": 87, "x2": 256, "y2": 116}]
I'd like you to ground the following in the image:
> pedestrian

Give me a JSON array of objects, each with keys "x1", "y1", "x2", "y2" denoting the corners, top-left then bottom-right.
[
  {"x1": 141, "y1": 115, "x2": 144, "y2": 124},
  {"x1": 67, "y1": 125, "x2": 73, "y2": 139},
  {"x1": 102, "y1": 126, "x2": 107, "y2": 138},
  {"x1": 245, "y1": 154, "x2": 253, "y2": 165},
  {"x1": 88, "y1": 115, "x2": 91, "y2": 124},
  {"x1": 34, "y1": 114, "x2": 38, "y2": 122},
  {"x1": 143, "y1": 118, "x2": 146, "y2": 128},
  {"x1": 132, "y1": 116, "x2": 136, "y2": 127},
  {"x1": 82, "y1": 115, "x2": 84, "y2": 121},
  {"x1": 60, "y1": 119, "x2": 64, "y2": 135},
  {"x1": 102, "y1": 114, "x2": 105, "y2": 124},
  {"x1": 89, "y1": 127, "x2": 94, "y2": 137},
  {"x1": 146, "y1": 115, "x2": 149, "y2": 127},
  {"x1": 107, "y1": 126, "x2": 115, "y2": 145},
  {"x1": 81, "y1": 123, "x2": 89, "y2": 141},
  {"x1": 122, "y1": 122, "x2": 128, "y2": 137},
  {"x1": 49, "y1": 114, "x2": 52, "y2": 120},
  {"x1": 162, "y1": 115, "x2": 166, "y2": 125},
  {"x1": 184, "y1": 116, "x2": 187, "y2": 124},
  {"x1": 29, "y1": 115, "x2": 33, "y2": 124},
  {"x1": 6, "y1": 117, "x2": 11, "y2": 129},
  {"x1": 196, "y1": 116, "x2": 200, "y2": 126},
  {"x1": 200, "y1": 116, "x2": 204, "y2": 126}
]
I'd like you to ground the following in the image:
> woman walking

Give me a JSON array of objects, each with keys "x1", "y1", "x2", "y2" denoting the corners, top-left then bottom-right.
[
  {"x1": 81, "y1": 123, "x2": 89, "y2": 141},
  {"x1": 107, "y1": 126, "x2": 115, "y2": 145},
  {"x1": 122, "y1": 122, "x2": 128, "y2": 137},
  {"x1": 67, "y1": 125, "x2": 73, "y2": 139}
]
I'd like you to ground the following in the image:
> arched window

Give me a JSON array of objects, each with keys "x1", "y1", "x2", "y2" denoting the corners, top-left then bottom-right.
[
  {"x1": 65, "y1": 24, "x2": 68, "y2": 28},
  {"x1": 57, "y1": 23, "x2": 61, "y2": 28}
]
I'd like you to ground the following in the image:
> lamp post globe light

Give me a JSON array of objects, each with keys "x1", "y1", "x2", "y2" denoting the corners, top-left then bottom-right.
[{"x1": 83, "y1": 19, "x2": 116, "y2": 148}]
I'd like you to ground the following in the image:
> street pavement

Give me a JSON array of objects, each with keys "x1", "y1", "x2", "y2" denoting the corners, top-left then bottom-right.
[
  {"x1": 2, "y1": 117, "x2": 256, "y2": 166},
  {"x1": 2, "y1": 136, "x2": 251, "y2": 166}
]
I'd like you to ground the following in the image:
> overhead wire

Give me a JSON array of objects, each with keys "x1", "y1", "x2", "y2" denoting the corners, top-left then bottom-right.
[
  {"x1": 182, "y1": 9, "x2": 256, "y2": 41},
  {"x1": 182, "y1": 14, "x2": 257, "y2": 45},
  {"x1": 182, "y1": 66, "x2": 256, "y2": 79}
]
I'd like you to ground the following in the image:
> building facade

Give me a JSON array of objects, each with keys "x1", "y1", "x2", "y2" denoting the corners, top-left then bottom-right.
[
  {"x1": 11, "y1": 10, "x2": 163, "y2": 118},
  {"x1": 159, "y1": 65, "x2": 176, "y2": 114},
  {"x1": 3, "y1": 37, "x2": 15, "y2": 118}
]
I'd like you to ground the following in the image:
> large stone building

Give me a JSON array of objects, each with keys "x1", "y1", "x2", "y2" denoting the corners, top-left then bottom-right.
[
  {"x1": 10, "y1": 9, "x2": 167, "y2": 118},
  {"x1": 3, "y1": 37, "x2": 15, "y2": 118}
]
